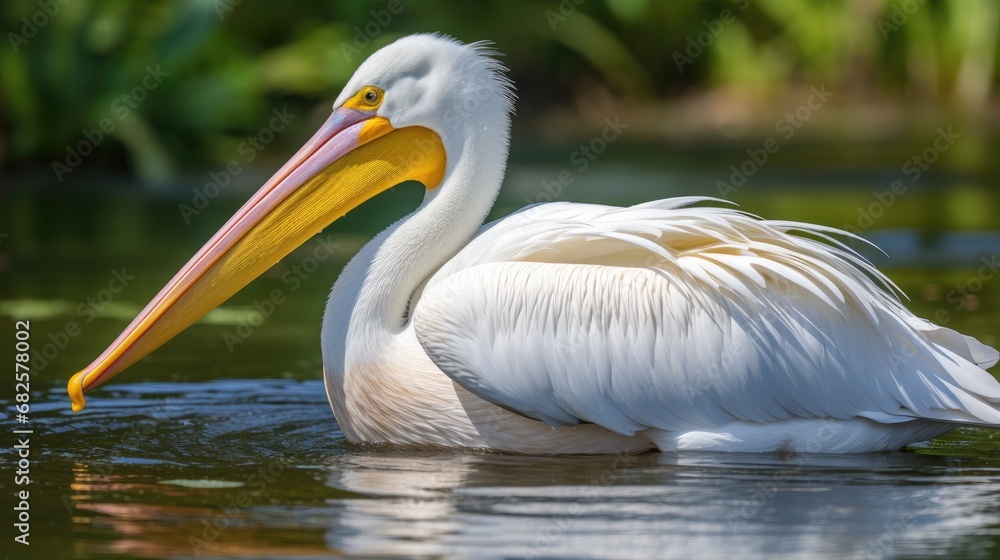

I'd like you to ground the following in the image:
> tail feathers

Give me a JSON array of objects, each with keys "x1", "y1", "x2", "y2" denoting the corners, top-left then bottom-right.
[
  {"x1": 895, "y1": 318, "x2": 1000, "y2": 426},
  {"x1": 968, "y1": 336, "x2": 1000, "y2": 369},
  {"x1": 938, "y1": 357, "x2": 1000, "y2": 428},
  {"x1": 907, "y1": 407, "x2": 998, "y2": 425},
  {"x1": 891, "y1": 373, "x2": 1000, "y2": 426},
  {"x1": 907, "y1": 317, "x2": 999, "y2": 369}
]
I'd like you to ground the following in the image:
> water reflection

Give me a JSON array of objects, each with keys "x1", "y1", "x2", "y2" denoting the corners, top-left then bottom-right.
[
  {"x1": 6, "y1": 376, "x2": 999, "y2": 559},
  {"x1": 53, "y1": 443, "x2": 1000, "y2": 559},
  {"x1": 324, "y1": 448, "x2": 1000, "y2": 559}
]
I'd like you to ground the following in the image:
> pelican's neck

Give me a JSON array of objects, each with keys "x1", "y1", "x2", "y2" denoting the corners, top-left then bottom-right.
[{"x1": 331, "y1": 117, "x2": 511, "y2": 334}]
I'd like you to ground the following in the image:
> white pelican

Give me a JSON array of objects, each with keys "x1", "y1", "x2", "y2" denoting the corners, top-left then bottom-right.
[{"x1": 69, "y1": 34, "x2": 1000, "y2": 454}]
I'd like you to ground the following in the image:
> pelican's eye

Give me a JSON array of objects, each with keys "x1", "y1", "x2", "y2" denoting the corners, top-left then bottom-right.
[
  {"x1": 361, "y1": 87, "x2": 382, "y2": 106},
  {"x1": 342, "y1": 86, "x2": 384, "y2": 111}
]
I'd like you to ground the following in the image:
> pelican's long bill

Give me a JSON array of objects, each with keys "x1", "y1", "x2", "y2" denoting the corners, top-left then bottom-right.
[{"x1": 68, "y1": 102, "x2": 446, "y2": 412}]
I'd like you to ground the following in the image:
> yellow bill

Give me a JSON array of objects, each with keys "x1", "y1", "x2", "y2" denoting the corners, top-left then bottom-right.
[{"x1": 68, "y1": 93, "x2": 446, "y2": 412}]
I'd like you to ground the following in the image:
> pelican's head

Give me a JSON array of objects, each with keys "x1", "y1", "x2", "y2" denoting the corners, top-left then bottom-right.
[
  {"x1": 336, "y1": 34, "x2": 514, "y2": 149},
  {"x1": 68, "y1": 34, "x2": 514, "y2": 411}
]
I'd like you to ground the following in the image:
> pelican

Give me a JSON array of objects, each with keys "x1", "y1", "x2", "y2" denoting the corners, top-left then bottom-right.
[{"x1": 69, "y1": 34, "x2": 1000, "y2": 454}]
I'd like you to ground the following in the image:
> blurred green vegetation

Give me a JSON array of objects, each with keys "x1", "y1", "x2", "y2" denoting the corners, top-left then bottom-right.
[{"x1": 1, "y1": 0, "x2": 998, "y2": 181}]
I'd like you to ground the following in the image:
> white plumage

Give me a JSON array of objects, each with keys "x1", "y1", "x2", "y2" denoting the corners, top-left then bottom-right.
[
  {"x1": 320, "y1": 35, "x2": 999, "y2": 454},
  {"x1": 66, "y1": 33, "x2": 997, "y2": 452}
]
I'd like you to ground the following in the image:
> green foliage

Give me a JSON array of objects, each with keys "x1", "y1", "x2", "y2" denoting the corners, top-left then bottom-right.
[{"x1": 1, "y1": 0, "x2": 997, "y2": 178}]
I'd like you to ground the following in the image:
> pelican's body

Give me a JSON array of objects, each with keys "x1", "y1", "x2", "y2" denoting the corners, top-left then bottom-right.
[
  {"x1": 70, "y1": 35, "x2": 1000, "y2": 454},
  {"x1": 323, "y1": 197, "x2": 998, "y2": 454}
]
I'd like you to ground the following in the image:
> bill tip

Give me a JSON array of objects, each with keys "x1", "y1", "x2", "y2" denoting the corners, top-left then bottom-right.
[{"x1": 68, "y1": 371, "x2": 87, "y2": 412}]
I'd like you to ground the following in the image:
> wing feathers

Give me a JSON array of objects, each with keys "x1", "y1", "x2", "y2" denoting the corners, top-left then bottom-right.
[{"x1": 414, "y1": 200, "x2": 1000, "y2": 435}]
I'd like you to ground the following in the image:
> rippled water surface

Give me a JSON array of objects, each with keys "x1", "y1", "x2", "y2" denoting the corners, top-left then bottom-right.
[
  {"x1": 3, "y1": 147, "x2": 1000, "y2": 559},
  {"x1": 10, "y1": 379, "x2": 1000, "y2": 559}
]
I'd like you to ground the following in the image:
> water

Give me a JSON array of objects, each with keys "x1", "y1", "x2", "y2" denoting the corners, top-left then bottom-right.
[{"x1": 3, "y1": 141, "x2": 1000, "y2": 559}]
